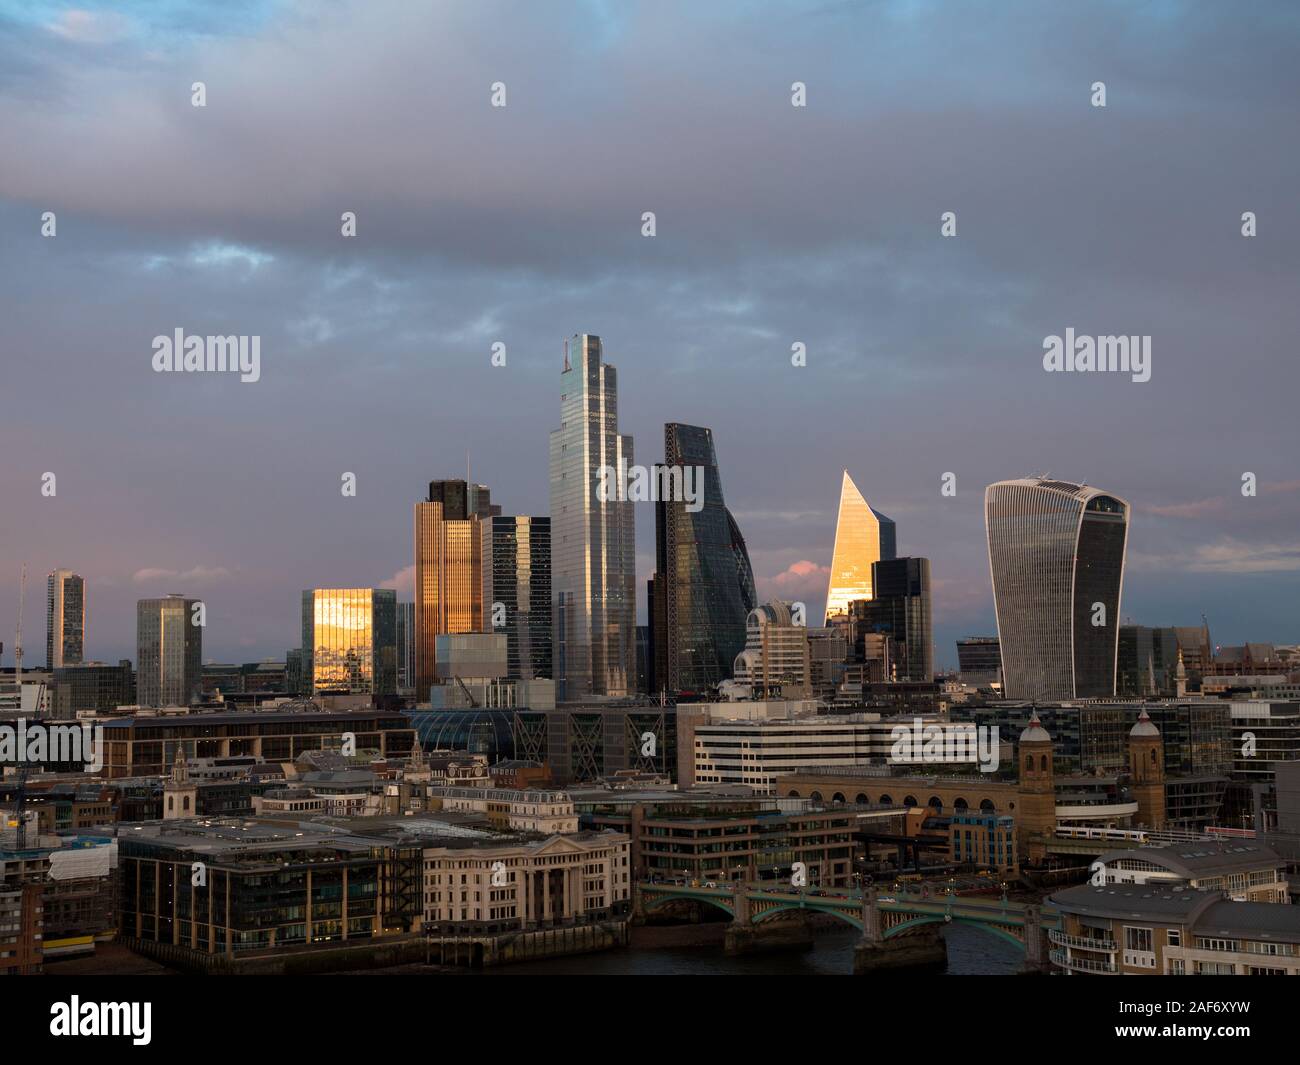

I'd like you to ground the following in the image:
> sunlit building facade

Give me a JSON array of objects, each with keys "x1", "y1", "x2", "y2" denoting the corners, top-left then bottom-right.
[
  {"x1": 46, "y1": 569, "x2": 85, "y2": 670},
  {"x1": 824, "y1": 470, "x2": 896, "y2": 623},
  {"x1": 985, "y1": 478, "x2": 1129, "y2": 701},
  {"x1": 136, "y1": 595, "x2": 202, "y2": 707},
  {"x1": 414, "y1": 480, "x2": 494, "y2": 698},
  {"x1": 548, "y1": 334, "x2": 636, "y2": 700},
  {"x1": 649, "y1": 423, "x2": 756, "y2": 695},
  {"x1": 301, "y1": 588, "x2": 397, "y2": 696}
]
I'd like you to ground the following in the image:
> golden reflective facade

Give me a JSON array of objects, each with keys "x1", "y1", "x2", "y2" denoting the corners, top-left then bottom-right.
[
  {"x1": 414, "y1": 500, "x2": 485, "y2": 698},
  {"x1": 824, "y1": 470, "x2": 896, "y2": 623},
  {"x1": 301, "y1": 588, "x2": 397, "y2": 695}
]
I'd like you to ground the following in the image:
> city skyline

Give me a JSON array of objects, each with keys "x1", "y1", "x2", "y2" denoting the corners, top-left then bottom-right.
[{"x1": 2, "y1": 2, "x2": 1299, "y2": 670}]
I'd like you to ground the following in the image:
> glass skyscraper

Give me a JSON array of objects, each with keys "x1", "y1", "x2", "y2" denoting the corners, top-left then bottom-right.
[
  {"x1": 301, "y1": 588, "x2": 397, "y2": 696},
  {"x1": 824, "y1": 470, "x2": 896, "y2": 622},
  {"x1": 396, "y1": 601, "x2": 415, "y2": 694},
  {"x1": 414, "y1": 480, "x2": 495, "y2": 698},
  {"x1": 649, "y1": 423, "x2": 756, "y2": 695},
  {"x1": 482, "y1": 515, "x2": 552, "y2": 680},
  {"x1": 548, "y1": 334, "x2": 636, "y2": 700},
  {"x1": 849, "y1": 556, "x2": 933, "y2": 682},
  {"x1": 46, "y1": 569, "x2": 84, "y2": 670},
  {"x1": 136, "y1": 595, "x2": 202, "y2": 707},
  {"x1": 985, "y1": 478, "x2": 1129, "y2": 700}
]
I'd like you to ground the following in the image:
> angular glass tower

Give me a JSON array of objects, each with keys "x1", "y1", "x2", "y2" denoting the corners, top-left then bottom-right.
[
  {"x1": 549, "y1": 335, "x2": 636, "y2": 700},
  {"x1": 301, "y1": 588, "x2": 397, "y2": 696},
  {"x1": 46, "y1": 569, "x2": 85, "y2": 669},
  {"x1": 985, "y1": 478, "x2": 1129, "y2": 700},
  {"x1": 824, "y1": 470, "x2": 896, "y2": 623},
  {"x1": 649, "y1": 423, "x2": 757, "y2": 695}
]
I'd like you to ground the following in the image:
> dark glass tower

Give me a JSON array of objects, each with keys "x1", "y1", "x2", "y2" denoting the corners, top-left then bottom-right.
[
  {"x1": 482, "y1": 515, "x2": 552, "y2": 680},
  {"x1": 850, "y1": 557, "x2": 933, "y2": 681},
  {"x1": 650, "y1": 423, "x2": 756, "y2": 695}
]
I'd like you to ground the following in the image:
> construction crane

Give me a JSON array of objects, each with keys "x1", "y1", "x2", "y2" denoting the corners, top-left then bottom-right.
[{"x1": 13, "y1": 563, "x2": 25, "y2": 686}]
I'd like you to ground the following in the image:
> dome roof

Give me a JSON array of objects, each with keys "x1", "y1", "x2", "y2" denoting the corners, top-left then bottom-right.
[
  {"x1": 1130, "y1": 709, "x2": 1160, "y2": 738},
  {"x1": 1020, "y1": 710, "x2": 1051, "y2": 744}
]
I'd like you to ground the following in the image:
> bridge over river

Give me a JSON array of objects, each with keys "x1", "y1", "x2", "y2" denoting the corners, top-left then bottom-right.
[{"x1": 636, "y1": 882, "x2": 1059, "y2": 974}]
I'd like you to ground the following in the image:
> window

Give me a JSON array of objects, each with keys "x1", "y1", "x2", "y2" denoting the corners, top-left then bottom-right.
[{"x1": 1125, "y1": 927, "x2": 1153, "y2": 952}]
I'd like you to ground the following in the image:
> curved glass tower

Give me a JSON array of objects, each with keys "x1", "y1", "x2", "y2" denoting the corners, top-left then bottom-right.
[
  {"x1": 650, "y1": 423, "x2": 756, "y2": 695},
  {"x1": 985, "y1": 478, "x2": 1129, "y2": 700}
]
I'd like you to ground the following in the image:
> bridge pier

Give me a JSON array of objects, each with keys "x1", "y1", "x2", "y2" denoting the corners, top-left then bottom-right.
[
  {"x1": 723, "y1": 914, "x2": 814, "y2": 956},
  {"x1": 723, "y1": 891, "x2": 813, "y2": 956},
  {"x1": 1017, "y1": 904, "x2": 1048, "y2": 975},
  {"x1": 852, "y1": 888, "x2": 946, "y2": 974}
]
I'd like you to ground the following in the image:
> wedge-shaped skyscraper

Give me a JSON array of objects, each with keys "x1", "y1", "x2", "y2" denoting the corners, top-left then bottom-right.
[
  {"x1": 985, "y1": 478, "x2": 1129, "y2": 700},
  {"x1": 824, "y1": 470, "x2": 896, "y2": 623}
]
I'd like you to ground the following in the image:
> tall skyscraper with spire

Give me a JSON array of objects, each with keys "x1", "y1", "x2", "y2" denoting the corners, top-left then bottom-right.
[
  {"x1": 549, "y1": 334, "x2": 636, "y2": 699},
  {"x1": 985, "y1": 477, "x2": 1129, "y2": 700},
  {"x1": 824, "y1": 470, "x2": 896, "y2": 623}
]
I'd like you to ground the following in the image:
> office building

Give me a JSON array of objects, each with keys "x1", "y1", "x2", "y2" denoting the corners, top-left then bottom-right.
[
  {"x1": 1049, "y1": 884, "x2": 1300, "y2": 975},
  {"x1": 732, "y1": 601, "x2": 812, "y2": 700},
  {"x1": 1117, "y1": 625, "x2": 1181, "y2": 698},
  {"x1": 849, "y1": 557, "x2": 933, "y2": 682},
  {"x1": 649, "y1": 424, "x2": 756, "y2": 696},
  {"x1": 301, "y1": 588, "x2": 397, "y2": 696},
  {"x1": 956, "y1": 636, "x2": 1001, "y2": 683},
  {"x1": 482, "y1": 515, "x2": 552, "y2": 680},
  {"x1": 985, "y1": 478, "x2": 1129, "y2": 700},
  {"x1": 396, "y1": 601, "x2": 416, "y2": 695},
  {"x1": 824, "y1": 470, "x2": 896, "y2": 623},
  {"x1": 136, "y1": 595, "x2": 202, "y2": 708},
  {"x1": 414, "y1": 480, "x2": 494, "y2": 697},
  {"x1": 548, "y1": 334, "x2": 636, "y2": 699},
  {"x1": 98, "y1": 709, "x2": 416, "y2": 777},
  {"x1": 52, "y1": 660, "x2": 135, "y2": 716},
  {"x1": 46, "y1": 569, "x2": 85, "y2": 670}
]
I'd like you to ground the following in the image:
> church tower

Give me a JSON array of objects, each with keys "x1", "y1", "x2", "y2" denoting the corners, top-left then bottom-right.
[
  {"x1": 1128, "y1": 709, "x2": 1166, "y2": 830},
  {"x1": 164, "y1": 747, "x2": 198, "y2": 820},
  {"x1": 1017, "y1": 711, "x2": 1056, "y2": 860}
]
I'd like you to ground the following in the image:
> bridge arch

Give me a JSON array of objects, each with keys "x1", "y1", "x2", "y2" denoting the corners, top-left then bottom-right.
[
  {"x1": 884, "y1": 914, "x2": 1025, "y2": 951},
  {"x1": 641, "y1": 891, "x2": 736, "y2": 921},
  {"x1": 751, "y1": 903, "x2": 863, "y2": 933}
]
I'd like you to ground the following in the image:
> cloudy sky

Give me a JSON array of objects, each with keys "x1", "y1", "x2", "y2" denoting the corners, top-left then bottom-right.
[{"x1": 1, "y1": 0, "x2": 1298, "y2": 670}]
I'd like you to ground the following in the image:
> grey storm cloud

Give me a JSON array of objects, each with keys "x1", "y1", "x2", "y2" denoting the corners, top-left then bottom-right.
[{"x1": 1, "y1": 0, "x2": 1298, "y2": 666}]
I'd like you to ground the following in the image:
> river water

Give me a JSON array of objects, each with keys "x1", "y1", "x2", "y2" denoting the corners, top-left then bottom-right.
[{"x1": 481, "y1": 924, "x2": 1023, "y2": 976}]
